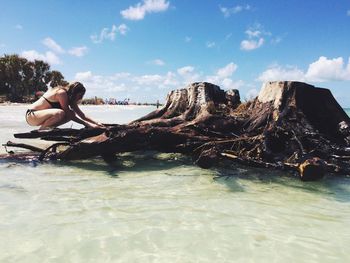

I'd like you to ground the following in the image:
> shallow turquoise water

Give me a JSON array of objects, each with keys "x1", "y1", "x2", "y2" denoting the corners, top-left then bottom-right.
[
  {"x1": 0, "y1": 105, "x2": 350, "y2": 263},
  {"x1": 345, "y1": 108, "x2": 350, "y2": 116}
]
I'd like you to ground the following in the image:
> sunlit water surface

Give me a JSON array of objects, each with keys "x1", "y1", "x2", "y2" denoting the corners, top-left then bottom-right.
[{"x1": 0, "y1": 105, "x2": 350, "y2": 263}]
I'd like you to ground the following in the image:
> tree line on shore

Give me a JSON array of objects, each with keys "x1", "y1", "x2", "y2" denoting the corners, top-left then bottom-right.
[
  {"x1": 80, "y1": 96, "x2": 161, "y2": 107},
  {"x1": 0, "y1": 54, "x2": 67, "y2": 102},
  {"x1": 0, "y1": 54, "x2": 161, "y2": 106}
]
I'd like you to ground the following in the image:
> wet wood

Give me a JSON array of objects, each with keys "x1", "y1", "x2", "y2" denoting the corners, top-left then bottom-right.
[
  {"x1": 298, "y1": 157, "x2": 326, "y2": 181},
  {"x1": 4, "y1": 141, "x2": 44, "y2": 152},
  {"x1": 3, "y1": 81, "x2": 350, "y2": 181}
]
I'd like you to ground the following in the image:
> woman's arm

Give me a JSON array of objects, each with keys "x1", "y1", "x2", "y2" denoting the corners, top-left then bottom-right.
[
  {"x1": 69, "y1": 112, "x2": 92, "y2": 127},
  {"x1": 56, "y1": 91, "x2": 99, "y2": 127},
  {"x1": 70, "y1": 103, "x2": 104, "y2": 126}
]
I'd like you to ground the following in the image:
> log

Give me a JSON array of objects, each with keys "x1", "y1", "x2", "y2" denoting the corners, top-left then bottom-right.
[
  {"x1": 298, "y1": 157, "x2": 326, "y2": 181},
  {"x1": 3, "y1": 81, "x2": 350, "y2": 181},
  {"x1": 4, "y1": 141, "x2": 44, "y2": 152}
]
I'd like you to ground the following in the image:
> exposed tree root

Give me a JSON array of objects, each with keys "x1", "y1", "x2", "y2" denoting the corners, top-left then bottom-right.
[{"x1": 2, "y1": 81, "x2": 350, "y2": 181}]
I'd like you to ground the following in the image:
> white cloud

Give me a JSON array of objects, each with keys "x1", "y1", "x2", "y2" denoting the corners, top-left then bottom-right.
[
  {"x1": 134, "y1": 74, "x2": 163, "y2": 85},
  {"x1": 240, "y1": 38, "x2": 264, "y2": 51},
  {"x1": 75, "y1": 71, "x2": 93, "y2": 81},
  {"x1": 150, "y1": 59, "x2": 165, "y2": 66},
  {"x1": 74, "y1": 69, "x2": 180, "y2": 101},
  {"x1": 225, "y1": 33, "x2": 232, "y2": 40},
  {"x1": 110, "y1": 72, "x2": 132, "y2": 80},
  {"x1": 15, "y1": 24, "x2": 23, "y2": 30},
  {"x1": 305, "y1": 56, "x2": 350, "y2": 82},
  {"x1": 72, "y1": 62, "x2": 248, "y2": 102},
  {"x1": 240, "y1": 24, "x2": 272, "y2": 51},
  {"x1": 220, "y1": 4, "x2": 251, "y2": 17},
  {"x1": 206, "y1": 41, "x2": 216, "y2": 48},
  {"x1": 42, "y1": 37, "x2": 88, "y2": 58},
  {"x1": 91, "y1": 24, "x2": 128, "y2": 43},
  {"x1": 21, "y1": 50, "x2": 61, "y2": 65},
  {"x1": 91, "y1": 25, "x2": 117, "y2": 43},
  {"x1": 121, "y1": 0, "x2": 170, "y2": 21},
  {"x1": 271, "y1": 36, "x2": 282, "y2": 45},
  {"x1": 258, "y1": 56, "x2": 350, "y2": 83},
  {"x1": 177, "y1": 66, "x2": 200, "y2": 84},
  {"x1": 257, "y1": 65, "x2": 305, "y2": 82},
  {"x1": 75, "y1": 71, "x2": 129, "y2": 95},
  {"x1": 246, "y1": 88, "x2": 259, "y2": 100},
  {"x1": 245, "y1": 30, "x2": 261, "y2": 38},
  {"x1": 42, "y1": 37, "x2": 65, "y2": 54},
  {"x1": 222, "y1": 79, "x2": 244, "y2": 90},
  {"x1": 177, "y1": 66, "x2": 194, "y2": 76},
  {"x1": 0, "y1": 43, "x2": 5, "y2": 48},
  {"x1": 68, "y1": 46, "x2": 88, "y2": 57},
  {"x1": 163, "y1": 71, "x2": 178, "y2": 86},
  {"x1": 205, "y1": 62, "x2": 242, "y2": 91},
  {"x1": 118, "y1": 24, "x2": 129, "y2": 35},
  {"x1": 216, "y1": 62, "x2": 238, "y2": 78},
  {"x1": 68, "y1": 57, "x2": 350, "y2": 103}
]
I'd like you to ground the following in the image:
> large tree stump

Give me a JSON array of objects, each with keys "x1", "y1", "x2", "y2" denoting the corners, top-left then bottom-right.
[
  {"x1": 298, "y1": 157, "x2": 326, "y2": 181},
  {"x1": 3, "y1": 81, "x2": 350, "y2": 181}
]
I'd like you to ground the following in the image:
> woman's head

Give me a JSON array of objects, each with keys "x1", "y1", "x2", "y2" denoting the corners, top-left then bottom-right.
[{"x1": 66, "y1": 82, "x2": 86, "y2": 103}]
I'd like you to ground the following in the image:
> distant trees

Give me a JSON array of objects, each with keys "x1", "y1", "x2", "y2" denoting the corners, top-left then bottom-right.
[
  {"x1": 46, "y1": 70, "x2": 68, "y2": 88},
  {"x1": 0, "y1": 54, "x2": 68, "y2": 102}
]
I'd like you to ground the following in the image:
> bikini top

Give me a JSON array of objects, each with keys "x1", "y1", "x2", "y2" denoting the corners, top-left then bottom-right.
[
  {"x1": 42, "y1": 96, "x2": 62, "y2": 109},
  {"x1": 42, "y1": 89, "x2": 68, "y2": 109}
]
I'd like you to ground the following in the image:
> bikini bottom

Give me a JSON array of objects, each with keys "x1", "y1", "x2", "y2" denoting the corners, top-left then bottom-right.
[{"x1": 25, "y1": 109, "x2": 37, "y2": 126}]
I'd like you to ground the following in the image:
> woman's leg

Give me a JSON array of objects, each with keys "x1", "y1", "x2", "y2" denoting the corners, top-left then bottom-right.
[
  {"x1": 26, "y1": 109, "x2": 67, "y2": 128},
  {"x1": 50, "y1": 113, "x2": 72, "y2": 127}
]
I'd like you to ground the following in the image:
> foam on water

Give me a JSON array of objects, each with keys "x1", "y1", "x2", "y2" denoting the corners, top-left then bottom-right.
[{"x1": 0, "y1": 105, "x2": 350, "y2": 263}]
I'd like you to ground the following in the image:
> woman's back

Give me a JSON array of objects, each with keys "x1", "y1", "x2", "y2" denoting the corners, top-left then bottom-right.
[
  {"x1": 25, "y1": 81, "x2": 103, "y2": 129},
  {"x1": 30, "y1": 87, "x2": 66, "y2": 110}
]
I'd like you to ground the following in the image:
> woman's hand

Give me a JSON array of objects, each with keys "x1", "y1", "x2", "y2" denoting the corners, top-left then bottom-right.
[
  {"x1": 96, "y1": 122, "x2": 106, "y2": 128},
  {"x1": 84, "y1": 122, "x2": 104, "y2": 128},
  {"x1": 91, "y1": 121, "x2": 106, "y2": 128}
]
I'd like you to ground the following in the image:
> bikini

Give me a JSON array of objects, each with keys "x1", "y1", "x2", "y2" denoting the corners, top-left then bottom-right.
[
  {"x1": 25, "y1": 109, "x2": 36, "y2": 125},
  {"x1": 42, "y1": 96, "x2": 62, "y2": 109},
  {"x1": 25, "y1": 90, "x2": 66, "y2": 125}
]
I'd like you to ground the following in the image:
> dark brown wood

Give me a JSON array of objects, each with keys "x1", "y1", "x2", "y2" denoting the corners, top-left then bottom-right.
[
  {"x1": 4, "y1": 141, "x2": 44, "y2": 152},
  {"x1": 298, "y1": 157, "x2": 326, "y2": 181},
  {"x1": 3, "y1": 81, "x2": 350, "y2": 181}
]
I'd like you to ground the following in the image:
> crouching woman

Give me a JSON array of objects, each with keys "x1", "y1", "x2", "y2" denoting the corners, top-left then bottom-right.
[{"x1": 25, "y1": 82, "x2": 103, "y2": 129}]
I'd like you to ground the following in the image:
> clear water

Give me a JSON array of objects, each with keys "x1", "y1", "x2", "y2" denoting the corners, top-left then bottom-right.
[
  {"x1": 0, "y1": 105, "x2": 350, "y2": 263},
  {"x1": 345, "y1": 108, "x2": 350, "y2": 116}
]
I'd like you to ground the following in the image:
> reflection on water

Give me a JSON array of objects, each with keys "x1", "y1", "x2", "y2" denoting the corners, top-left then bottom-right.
[{"x1": 0, "y1": 105, "x2": 350, "y2": 263}]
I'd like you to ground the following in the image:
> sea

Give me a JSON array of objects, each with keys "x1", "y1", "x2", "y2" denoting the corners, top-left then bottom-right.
[{"x1": 0, "y1": 105, "x2": 350, "y2": 263}]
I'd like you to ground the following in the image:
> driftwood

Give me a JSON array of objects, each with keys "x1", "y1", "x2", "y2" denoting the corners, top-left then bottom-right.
[{"x1": 2, "y1": 81, "x2": 350, "y2": 181}]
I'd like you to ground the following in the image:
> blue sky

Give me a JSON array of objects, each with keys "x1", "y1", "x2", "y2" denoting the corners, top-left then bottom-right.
[{"x1": 1, "y1": 0, "x2": 350, "y2": 106}]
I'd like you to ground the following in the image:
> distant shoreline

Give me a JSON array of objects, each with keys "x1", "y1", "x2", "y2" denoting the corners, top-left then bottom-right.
[
  {"x1": 0, "y1": 102, "x2": 348, "y2": 112},
  {"x1": 0, "y1": 102, "x2": 158, "y2": 107}
]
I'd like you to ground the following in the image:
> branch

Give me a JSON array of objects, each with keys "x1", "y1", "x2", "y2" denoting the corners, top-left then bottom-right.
[{"x1": 4, "y1": 141, "x2": 44, "y2": 152}]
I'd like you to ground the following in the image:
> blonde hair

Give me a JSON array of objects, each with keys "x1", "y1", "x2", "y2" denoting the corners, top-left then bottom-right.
[{"x1": 66, "y1": 82, "x2": 86, "y2": 103}]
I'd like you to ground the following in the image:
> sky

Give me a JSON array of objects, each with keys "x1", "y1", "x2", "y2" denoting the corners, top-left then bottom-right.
[{"x1": 1, "y1": 0, "x2": 350, "y2": 106}]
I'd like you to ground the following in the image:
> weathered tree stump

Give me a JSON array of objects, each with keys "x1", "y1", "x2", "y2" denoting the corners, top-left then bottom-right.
[
  {"x1": 298, "y1": 157, "x2": 326, "y2": 181},
  {"x1": 2, "y1": 81, "x2": 350, "y2": 181}
]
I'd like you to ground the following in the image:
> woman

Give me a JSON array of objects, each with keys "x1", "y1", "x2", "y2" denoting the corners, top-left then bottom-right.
[{"x1": 26, "y1": 82, "x2": 103, "y2": 130}]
